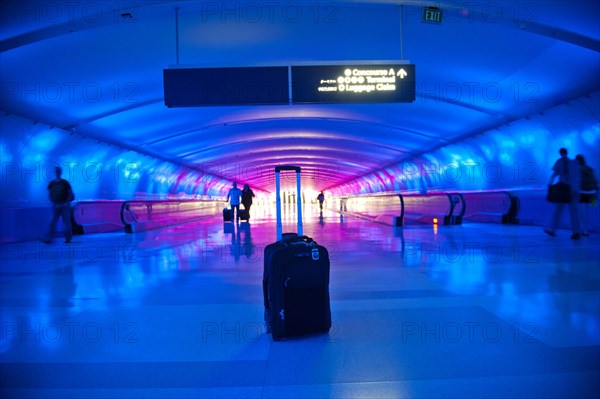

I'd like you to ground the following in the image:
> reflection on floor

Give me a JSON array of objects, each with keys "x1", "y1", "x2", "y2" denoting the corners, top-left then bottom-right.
[{"x1": 1, "y1": 204, "x2": 599, "y2": 398}]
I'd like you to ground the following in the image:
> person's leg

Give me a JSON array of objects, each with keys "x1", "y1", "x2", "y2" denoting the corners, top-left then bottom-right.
[
  {"x1": 44, "y1": 205, "x2": 61, "y2": 242},
  {"x1": 62, "y1": 204, "x2": 72, "y2": 243},
  {"x1": 233, "y1": 204, "x2": 239, "y2": 221},
  {"x1": 578, "y1": 196, "x2": 590, "y2": 235},
  {"x1": 548, "y1": 203, "x2": 564, "y2": 233},
  {"x1": 568, "y1": 193, "x2": 581, "y2": 238},
  {"x1": 582, "y1": 204, "x2": 590, "y2": 235}
]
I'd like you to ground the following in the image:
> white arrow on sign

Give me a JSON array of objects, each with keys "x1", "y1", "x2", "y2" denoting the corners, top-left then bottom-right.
[{"x1": 397, "y1": 69, "x2": 408, "y2": 79}]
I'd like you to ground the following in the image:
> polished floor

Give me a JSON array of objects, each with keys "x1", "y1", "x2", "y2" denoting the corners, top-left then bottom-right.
[{"x1": 1, "y1": 204, "x2": 599, "y2": 399}]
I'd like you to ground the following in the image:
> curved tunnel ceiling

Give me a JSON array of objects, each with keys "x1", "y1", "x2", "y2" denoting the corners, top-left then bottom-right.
[{"x1": 1, "y1": 0, "x2": 599, "y2": 192}]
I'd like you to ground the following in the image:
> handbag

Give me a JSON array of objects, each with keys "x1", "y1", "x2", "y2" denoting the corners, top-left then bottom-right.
[{"x1": 547, "y1": 182, "x2": 570, "y2": 203}]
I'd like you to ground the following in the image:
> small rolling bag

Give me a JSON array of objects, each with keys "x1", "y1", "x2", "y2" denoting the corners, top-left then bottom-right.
[
  {"x1": 238, "y1": 208, "x2": 249, "y2": 221},
  {"x1": 223, "y1": 207, "x2": 232, "y2": 222},
  {"x1": 263, "y1": 166, "x2": 332, "y2": 341}
]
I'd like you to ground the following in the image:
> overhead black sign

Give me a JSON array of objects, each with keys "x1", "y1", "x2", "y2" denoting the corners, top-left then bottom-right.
[
  {"x1": 163, "y1": 67, "x2": 289, "y2": 107},
  {"x1": 291, "y1": 64, "x2": 416, "y2": 104},
  {"x1": 163, "y1": 64, "x2": 416, "y2": 106}
]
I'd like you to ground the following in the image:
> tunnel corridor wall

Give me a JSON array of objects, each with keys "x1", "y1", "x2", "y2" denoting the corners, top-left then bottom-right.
[
  {"x1": 0, "y1": 113, "x2": 234, "y2": 206},
  {"x1": 0, "y1": 113, "x2": 233, "y2": 242},
  {"x1": 329, "y1": 91, "x2": 600, "y2": 196},
  {"x1": 1, "y1": 91, "x2": 599, "y2": 242}
]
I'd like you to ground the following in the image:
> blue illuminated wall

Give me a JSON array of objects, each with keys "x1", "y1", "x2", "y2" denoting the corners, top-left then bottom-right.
[
  {"x1": 329, "y1": 92, "x2": 600, "y2": 196},
  {"x1": 0, "y1": 113, "x2": 233, "y2": 208},
  {"x1": 0, "y1": 113, "x2": 236, "y2": 242}
]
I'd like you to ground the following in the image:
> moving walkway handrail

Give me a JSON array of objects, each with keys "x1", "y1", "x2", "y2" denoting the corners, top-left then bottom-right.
[
  {"x1": 338, "y1": 192, "x2": 466, "y2": 225},
  {"x1": 71, "y1": 199, "x2": 222, "y2": 234},
  {"x1": 461, "y1": 191, "x2": 518, "y2": 224},
  {"x1": 399, "y1": 193, "x2": 465, "y2": 225},
  {"x1": 120, "y1": 199, "x2": 221, "y2": 233},
  {"x1": 72, "y1": 200, "x2": 126, "y2": 234},
  {"x1": 338, "y1": 193, "x2": 403, "y2": 224}
]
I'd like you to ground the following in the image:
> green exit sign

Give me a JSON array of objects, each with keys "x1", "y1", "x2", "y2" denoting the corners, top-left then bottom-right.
[{"x1": 423, "y1": 7, "x2": 443, "y2": 24}]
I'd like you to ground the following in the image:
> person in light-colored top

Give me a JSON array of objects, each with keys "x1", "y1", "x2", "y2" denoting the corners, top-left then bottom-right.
[{"x1": 227, "y1": 182, "x2": 243, "y2": 221}]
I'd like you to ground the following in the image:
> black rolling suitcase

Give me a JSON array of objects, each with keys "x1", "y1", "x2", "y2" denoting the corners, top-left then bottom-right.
[
  {"x1": 263, "y1": 166, "x2": 332, "y2": 341},
  {"x1": 239, "y1": 208, "x2": 249, "y2": 221},
  {"x1": 223, "y1": 207, "x2": 232, "y2": 222}
]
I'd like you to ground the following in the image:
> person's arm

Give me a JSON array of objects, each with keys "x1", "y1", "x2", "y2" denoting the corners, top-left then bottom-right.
[
  {"x1": 549, "y1": 170, "x2": 558, "y2": 185},
  {"x1": 47, "y1": 181, "x2": 53, "y2": 201},
  {"x1": 66, "y1": 181, "x2": 75, "y2": 201},
  {"x1": 549, "y1": 160, "x2": 561, "y2": 185}
]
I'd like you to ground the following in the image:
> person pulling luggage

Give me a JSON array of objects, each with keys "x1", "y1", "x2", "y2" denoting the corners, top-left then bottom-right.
[{"x1": 226, "y1": 182, "x2": 243, "y2": 222}]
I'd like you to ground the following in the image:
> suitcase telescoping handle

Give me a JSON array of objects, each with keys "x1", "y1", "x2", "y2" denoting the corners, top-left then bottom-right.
[{"x1": 275, "y1": 165, "x2": 303, "y2": 241}]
